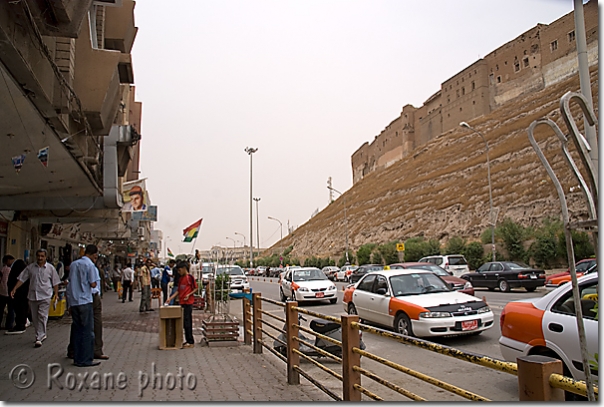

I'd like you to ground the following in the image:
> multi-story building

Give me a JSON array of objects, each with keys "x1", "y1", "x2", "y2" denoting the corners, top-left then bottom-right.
[
  {"x1": 352, "y1": 1, "x2": 598, "y2": 184},
  {"x1": 0, "y1": 0, "x2": 153, "y2": 267}
]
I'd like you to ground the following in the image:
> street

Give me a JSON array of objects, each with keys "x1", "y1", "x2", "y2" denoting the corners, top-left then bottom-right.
[{"x1": 244, "y1": 277, "x2": 550, "y2": 401}]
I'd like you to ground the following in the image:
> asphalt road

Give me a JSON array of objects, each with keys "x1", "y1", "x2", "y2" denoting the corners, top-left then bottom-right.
[{"x1": 242, "y1": 276, "x2": 550, "y2": 401}]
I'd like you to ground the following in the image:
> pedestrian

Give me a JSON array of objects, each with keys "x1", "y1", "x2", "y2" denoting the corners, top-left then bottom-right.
[
  {"x1": 150, "y1": 264, "x2": 161, "y2": 289},
  {"x1": 121, "y1": 264, "x2": 134, "y2": 302},
  {"x1": 5, "y1": 259, "x2": 28, "y2": 335},
  {"x1": 111, "y1": 264, "x2": 121, "y2": 292},
  {"x1": 65, "y1": 244, "x2": 101, "y2": 367},
  {"x1": 169, "y1": 260, "x2": 181, "y2": 306},
  {"x1": 134, "y1": 264, "x2": 142, "y2": 292},
  {"x1": 161, "y1": 260, "x2": 174, "y2": 304},
  {"x1": 165, "y1": 261, "x2": 197, "y2": 348},
  {"x1": 10, "y1": 249, "x2": 60, "y2": 347},
  {"x1": 0, "y1": 255, "x2": 15, "y2": 330},
  {"x1": 139, "y1": 259, "x2": 153, "y2": 312}
]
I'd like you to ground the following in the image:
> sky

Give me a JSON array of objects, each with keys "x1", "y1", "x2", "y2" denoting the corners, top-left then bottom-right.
[{"x1": 131, "y1": 0, "x2": 578, "y2": 255}]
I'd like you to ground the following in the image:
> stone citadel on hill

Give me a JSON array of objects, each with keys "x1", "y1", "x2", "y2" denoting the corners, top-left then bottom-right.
[
  {"x1": 267, "y1": 3, "x2": 599, "y2": 260},
  {"x1": 351, "y1": 1, "x2": 598, "y2": 185}
]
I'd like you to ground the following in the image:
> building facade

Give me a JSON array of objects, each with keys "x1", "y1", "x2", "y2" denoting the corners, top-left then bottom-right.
[{"x1": 352, "y1": 1, "x2": 598, "y2": 184}]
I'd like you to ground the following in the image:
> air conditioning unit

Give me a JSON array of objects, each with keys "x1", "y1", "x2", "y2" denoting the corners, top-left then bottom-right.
[{"x1": 137, "y1": 227, "x2": 145, "y2": 236}]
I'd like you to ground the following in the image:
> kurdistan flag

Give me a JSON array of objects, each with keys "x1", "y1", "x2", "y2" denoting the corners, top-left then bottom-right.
[
  {"x1": 167, "y1": 248, "x2": 175, "y2": 258},
  {"x1": 183, "y1": 218, "x2": 202, "y2": 243}
]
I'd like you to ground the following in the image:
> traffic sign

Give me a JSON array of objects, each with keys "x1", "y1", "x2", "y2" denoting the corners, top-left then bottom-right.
[{"x1": 396, "y1": 243, "x2": 405, "y2": 252}]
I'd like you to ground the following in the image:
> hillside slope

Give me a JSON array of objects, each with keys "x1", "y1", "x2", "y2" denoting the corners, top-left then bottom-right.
[{"x1": 271, "y1": 67, "x2": 598, "y2": 260}]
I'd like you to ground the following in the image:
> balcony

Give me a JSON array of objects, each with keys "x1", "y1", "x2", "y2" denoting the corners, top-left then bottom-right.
[{"x1": 23, "y1": 0, "x2": 94, "y2": 38}]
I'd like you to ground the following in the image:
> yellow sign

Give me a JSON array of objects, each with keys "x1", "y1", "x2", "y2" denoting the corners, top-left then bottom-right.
[{"x1": 396, "y1": 243, "x2": 405, "y2": 252}]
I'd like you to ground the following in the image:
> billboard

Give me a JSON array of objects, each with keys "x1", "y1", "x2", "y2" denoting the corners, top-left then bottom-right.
[
  {"x1": 131, "y1": 205, "x2": 158, "y2": 222},
  {"x1": 122, "y1": 180, "x2": 150, "y2": 212}
]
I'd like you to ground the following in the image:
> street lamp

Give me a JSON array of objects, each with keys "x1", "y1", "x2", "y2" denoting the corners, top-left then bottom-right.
[
  {"x1": 327, "y1": 184, "x2": 349, "y2": 263},
  {"x1": 226, "y1": 237, "x2": 236, "y2": 263},
  {"x1": 460, "y1": 121, "x2": 496, "y2": 261},
  {"x1": 268, "y1": 216, "x2": 283, "y2": 265},
  {"x1": 234, "y1": 231, "x2": 246, "y2": 262},
  {"x1": 253, "y1": 197, "x2": 261, "y2": 258},
  {"x1": 245, "y1": 147, "x2": 258, "y2": 267}
]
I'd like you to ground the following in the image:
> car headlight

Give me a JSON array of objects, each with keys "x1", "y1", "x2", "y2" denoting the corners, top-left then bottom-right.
[
  {"x1": 477, "y1": 306, "x2": 491, "y2": 314},
  {"x1": 419, "y1": 312, "x2": 451, "y2": 318},
  {"x1": 298, "y1": 287, "x2": 309, "y2": 292},
  {"x1": 464, "y1": 282, "x2": 473, "y2": 289},
  {"x1": 328, "y1": 285, "x2": 337, "y2": 291}
]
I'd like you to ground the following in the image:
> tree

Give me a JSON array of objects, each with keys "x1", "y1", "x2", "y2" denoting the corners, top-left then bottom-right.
[
  {"x1": 444, "y1": 237, "x2": 466, "y2": 255},
  {"x1": 497, "y1": 218, "x2": 529, "y2": 262},
  {"x1": 377, "y1": 242, "x2": 399, "y2": 265},
  {"x1": 403, "y1": 237, "x2": 440, "y2": 262},
  {"x1": 356, "y1": 243, "x2": 376, "y2": 265},
  {"x1": 462, "y1": 242, "x2": 484, "y2": 270}
]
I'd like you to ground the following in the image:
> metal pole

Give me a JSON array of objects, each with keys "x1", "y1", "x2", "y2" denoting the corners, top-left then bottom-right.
[
  {"x1": 235, "y1": 232, "x2": 246, "y2": 263},
  {"x1": 254, "y1": 197, "x2": 261, "y2": 259},
  {"x1": 573, "y1": 0, "x2": 598, "y2": 185},
  {"x1": 226, "y1": 237, "x2": 236, "y2": 263},
  {"x1": 460, "y1": 122, "x2": 496, "y2": 261},
  {"x1": 245, "y1": 147, "x2": 257, "y2": 268},
  {"x1": 327, "y1": 185, "x2": 349, "y2": 263},
  {"x1": 268, "y1": 216, "x2": 283, "y2": 265}
]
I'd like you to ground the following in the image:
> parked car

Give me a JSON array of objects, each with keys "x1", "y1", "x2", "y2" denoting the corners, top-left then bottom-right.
[
  {"x1": 201, "y1": 262, "x2": 215, "y2": 284},
  {"x1": 419, "y1": 255, "x2": 470, "y2": 277},
  {"x1": 336, "y1": 265, "x2": 358, "y2": 282},
  {"x1": 279, "y1": 267, "x2": 337, "y2": 304},
  {"x1": 461, "y1": 261, "x2": 546, "y2": 292},
  {"x1": 389, "y1": 262, "x2": 474, "y2": 296},
  {"x1": 269, "y1": 267, "x2": 283, "y2": 278},
  {"x1": 545, "y1": 258, "x2": 597, "y2": 288},
  {"x1": 322, "y1": 266, "x2": 340, "y2": 281},
  {"x1": 215, "y1": 265, "x2": 250, "y2": 292},
  {"x1": 256, "y1": 266, "x2": 267, "y2": 276},
  {"x1": 499, "y1": 273, "x2": 598, "y2": 399},
  {"x1": 343, "y1": 269, "x2": 494, "y2": 337},
  {"x1": 349, "y1": 264, "x2": 385, "y2": 284}
]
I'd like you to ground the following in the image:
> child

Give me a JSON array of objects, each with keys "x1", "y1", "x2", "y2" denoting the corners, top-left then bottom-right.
[{"x1": 164, "y1": 261, "x2": 197, "y2": 348}]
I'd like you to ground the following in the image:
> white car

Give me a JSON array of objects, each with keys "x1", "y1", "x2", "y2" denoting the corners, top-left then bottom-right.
[
  {"x1": 215, "y1": 265, "x2": 250, "y2": 292},
  {"x1": 419, "y1": 255, "x2": 470, "y2": 277},
  {"x1": 499, "y1": 273, "x2": 598, "y2": 386},
  {"x1": 343, "y1": 269, "x2": 494, "y2": 337},
  {"x1": 322, "y1": 266, "x2": 340, "y2": 281},
  {"x1": 336, "y1": 265, "x2": 358, "y2": 282},
  {"x1": 279, "y1": 267, "x2": 338, "y2": 304}
]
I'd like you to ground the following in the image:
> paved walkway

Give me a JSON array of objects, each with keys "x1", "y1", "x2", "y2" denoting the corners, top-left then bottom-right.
[{"x1": 0, "y1": 289, "x2": 331, "y2": 402}]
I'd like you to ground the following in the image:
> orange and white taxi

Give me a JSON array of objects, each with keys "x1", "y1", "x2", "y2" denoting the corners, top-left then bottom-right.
[
  {"x1": 499, "y1": 273, "x2": 598, "y2": 383},
  {"x1": 342, "y1": 269, "x2": 494, "y2": 337}
]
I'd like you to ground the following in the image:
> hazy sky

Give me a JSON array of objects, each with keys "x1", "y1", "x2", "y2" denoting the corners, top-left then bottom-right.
[{"x1": 131, "y1": 0, "x2": 577, "y2": 255}]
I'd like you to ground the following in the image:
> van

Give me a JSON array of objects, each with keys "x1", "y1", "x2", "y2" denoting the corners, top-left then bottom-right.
[{"x1": 418, "y1": 255, "x2": 469, "y2": 277}]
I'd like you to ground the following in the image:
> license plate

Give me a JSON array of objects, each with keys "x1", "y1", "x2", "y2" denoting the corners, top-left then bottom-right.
[
  {"x1": 530, "y1": 274, "x2": 537, "y2": 279},
  {"x1": 461, "y1": 320, "x2": 478, "y2": 331},
  {"x1": 315, "y1": 292, "x2": 324, "y2": 298}
]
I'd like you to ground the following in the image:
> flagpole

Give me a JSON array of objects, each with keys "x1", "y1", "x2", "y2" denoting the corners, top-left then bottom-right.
[{"x1": 190, "y1": 235, "x2": 198, "y2": 255}]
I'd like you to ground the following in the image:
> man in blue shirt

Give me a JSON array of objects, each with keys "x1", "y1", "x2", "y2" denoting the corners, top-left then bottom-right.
[
  {"x1": 150, "y1": 264, "x2": 161, "y2": 289},
  {"x1": 65, "y1": 245, "x2": 100, "y2": 367}
]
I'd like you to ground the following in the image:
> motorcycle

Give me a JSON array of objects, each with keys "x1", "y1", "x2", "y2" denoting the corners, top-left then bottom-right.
[{"x1": 273, "y1": 314, "x2": 366, "y2": 359}]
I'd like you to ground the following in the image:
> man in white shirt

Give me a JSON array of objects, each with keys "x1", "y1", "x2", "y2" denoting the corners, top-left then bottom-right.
[
  {"x1": 11, "y1": 249, "x2": 60, "y2": 347},
  {"x1": 121, "y1": 265, "x2": 134, "y2": 302}
]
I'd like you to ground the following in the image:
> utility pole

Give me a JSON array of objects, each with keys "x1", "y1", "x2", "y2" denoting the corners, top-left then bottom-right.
[
  {"x1": 253, "y1": 197, "x2": 261, "y2": 259},
  {"x1": 245, "y1": 147, "x2": 257, "y2": 267}
]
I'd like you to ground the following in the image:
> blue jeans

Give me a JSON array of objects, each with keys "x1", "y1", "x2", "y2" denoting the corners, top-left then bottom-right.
[{"x1": 71, "y1": 303, "x2": 95, "y2": 366}]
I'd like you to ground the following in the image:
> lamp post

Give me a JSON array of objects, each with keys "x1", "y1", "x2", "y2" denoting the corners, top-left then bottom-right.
[
  {"x1": 327, "y1": 184, "x2": 349, "y2": 263},
  {"x1": 234, "y1": 231, "x2": 246, "y2": 263},
  {"x1": 245, "y1": 147, "x2": 258, "y2": 267},
  {"x1": 253, "y1": 197, "x2": 261, "y2": 258},
  {"x1": 226, "y1": 237, "x2": 236, "y2": 263},
  {"x1": 460, "y1": 121, "x2": 496, "y2": 261},
  {"x1": 268, "y1": 216, "x2": 283, "y2": 265}
]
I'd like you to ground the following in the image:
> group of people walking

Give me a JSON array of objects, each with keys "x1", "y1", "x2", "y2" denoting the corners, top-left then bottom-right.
[{"x1": 0, "y1": 245, "x2": 108, "y2": 367}]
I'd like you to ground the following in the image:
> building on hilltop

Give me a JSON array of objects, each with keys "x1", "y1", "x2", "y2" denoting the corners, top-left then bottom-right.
[{"x1": 352, "y1": 1, "x2": 598, "y2": 184}]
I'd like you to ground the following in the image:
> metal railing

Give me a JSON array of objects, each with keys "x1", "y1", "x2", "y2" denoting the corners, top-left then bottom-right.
[{"x1": 239, "y1": 293, "x2": 598, "y2": 401}]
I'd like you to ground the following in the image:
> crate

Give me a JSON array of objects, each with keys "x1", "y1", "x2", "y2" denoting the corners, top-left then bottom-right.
[
  {"x1": 48, "y1": 298, "x2": 66, "y2": 318},
  {"x1": 159, "y1": 306, "x2": 183, "y2": 350}
]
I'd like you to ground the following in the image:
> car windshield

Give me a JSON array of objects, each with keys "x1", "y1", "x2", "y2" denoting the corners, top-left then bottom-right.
[
  {"x1": 216, "y1": 266, "x2": 244, "y2": 276},
  {"x1": 504, "y1": 262, "x2": 530, "y2": 269},
  {"x1": 412, "y1": 264, "x2": 449, "y2": 276},
  {"x1": 449, "y1": 256, "x2": 467, "y2": 265},
  {"x1": 292, "y1": 269, "x2": 327, "y2": 281},
  {"x1": 201, "y1": 265, "x2": 213, "y2": 274},
  {"x1": 389, "y1": 273, "x2": 450, "y2": 296}
]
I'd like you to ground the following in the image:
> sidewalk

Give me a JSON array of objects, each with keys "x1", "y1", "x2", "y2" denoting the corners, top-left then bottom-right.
[{"x1": 0, "y1": 288, "x2": 331, "y2": 402}]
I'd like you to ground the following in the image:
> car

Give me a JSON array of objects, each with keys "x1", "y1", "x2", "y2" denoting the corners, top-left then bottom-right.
[
  {"x1": 215, "y1": 265, "x2": 250, "y2": 292},
  {"x1": 322, "y1": 266, "x2": 340, "y2": 281},
  {"x1": 336, "y1": 265, "x2": 358, "y2": 282},
  {"x1": 201, "y1": 262, "x2": 215, "y2": 284},
  {"x1": 461, "y1": 261, "x2": 546, "y2": 292},
  {"x1": 342, "y1": 269, "x2": 494, "y2": 337},
  {"x1": 499, "y1": 273, "x2": 598, "y2": 397},
  {"x1": 418, "y1": 255, "x2": 470, "y2": 277},
  {"x1": 349, "y1": 264, "x2": 385, "y2": 284},
  {"x1": 545, "y1": 258, "x2": 597, "y2": 288},
  {"x1": 279, "y1": 267, "x2": 338, "y2": 304},
  {"x1": 256, "y1": 266, "x2": 267, "y2": 276},
  {"x1": 389, "y1": 262, "x2": 474, "y2": 296}
]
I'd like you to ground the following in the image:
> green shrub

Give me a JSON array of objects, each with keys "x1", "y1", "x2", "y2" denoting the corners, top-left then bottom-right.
[
  {"x1": 497, "y1": 218, "x2": 529, "y2": 262},
  {"x1": 444, "y1": 237, "x2": 466, "y2": 255},
  {"x1": 377, "y1": 241, "x2": 399, "y2": 265},
  {"x1": 403, "y1": 237, "x2": 441, "y2": 262},
  {"x1": 357, "y1": 243, "x2": 377, "y2": 265},
  {"x1": 462, "y1": 242, "x2": 484, "y2": 270}
]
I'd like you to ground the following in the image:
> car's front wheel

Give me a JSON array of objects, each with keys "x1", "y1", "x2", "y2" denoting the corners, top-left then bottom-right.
[
  {"x1": 347, "y1": 303, "x2": 358, "y2": 315},
  {"x1": 498, "y1": 279, "x2": 510, "y2": 292},
  {"x1": 279, "y1": 288, "x2": 287, "y2": 302},
  {"x1": 394, "y1": 313, "x2": 414, "y2": 336}
]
